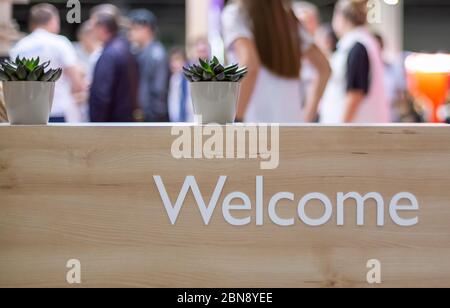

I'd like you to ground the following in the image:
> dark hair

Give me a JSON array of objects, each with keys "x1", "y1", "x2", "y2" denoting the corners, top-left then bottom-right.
[
  {"x1": 30, "y1": 3, "x2": 59, "y2": 28},
  {"x1": 129, "y1": 9, "x2": 158, "y2": 31},
  {"x1": 94, "y1": 13, "x2": 119, "y2": 35},
  {"x1": 240, "y1": 0, "x2": 302, "y2": 79}
]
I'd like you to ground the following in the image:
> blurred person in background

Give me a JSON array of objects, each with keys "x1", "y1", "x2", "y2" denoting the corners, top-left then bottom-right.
[
  {"x1": 168, "y1": 47, "x2": 194, "y2": 122},
  {"x1": 222, "y1": 0, "x2": 331, "y2": 123},
  {"x1": 10, "y1": 3, "x2": 85, "y2": 123},
  {"x1": 374, "y1": 33, "x2": 407, "y2": 122},
  {"x1": 320, "y1": 0, "x2": 389, "y2": 124},
  {"x1": 315, "y1": 24, "x2": 338, "y2": 59},
  {"x1": 75, "y1": 20, "x2": 101, "y2": 84},
  {"x1": 294, "y1": 1, "x2": 338, "y2": 55},
  {"x1": 128, "y1": 9, "x2": 170, "y2": 123},
  {"x1": 74, "y1": 20, "x2": 102, "y2": 122},
  {"x1": 293, "y1": 1, "x2": 321, "y2": 36},
  {"x1": 90, "y1": 4, "x2": 123, "y2": 25},
  {"x1": 89, "y1": 13, "x2": 138, "y2": 122},
  {"x1": 314, "y1": 23, "x2": 338, "y2": 120},
  {"x1": 293, "y1": 1, "x2": 326, "y2": 122},
  {"x1": 190, "y1": 37, "x2": 212, "y2": 62}
]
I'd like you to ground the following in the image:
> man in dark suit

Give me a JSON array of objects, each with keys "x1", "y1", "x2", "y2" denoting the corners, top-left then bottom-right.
[{"x1": 89, "y1": 13, "x2": 138, "y2": 122}]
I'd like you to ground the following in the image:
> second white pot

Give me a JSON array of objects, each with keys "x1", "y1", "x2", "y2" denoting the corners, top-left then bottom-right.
[{"x1": 190, "y1": 82, "x2": 240, "y2": 124}]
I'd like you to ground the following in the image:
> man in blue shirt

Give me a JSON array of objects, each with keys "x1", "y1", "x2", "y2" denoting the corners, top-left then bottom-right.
[
  {"x1": 128, "y1": 9, "x2": 170, "y2": 122},
  {"x1": 89, "y1": 13, "x2": 138, "y2": 122}
]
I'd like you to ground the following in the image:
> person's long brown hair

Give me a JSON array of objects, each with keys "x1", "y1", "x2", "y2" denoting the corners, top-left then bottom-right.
[{"x1": 240, "y1": 0, "x2": 302, "y2": 79}]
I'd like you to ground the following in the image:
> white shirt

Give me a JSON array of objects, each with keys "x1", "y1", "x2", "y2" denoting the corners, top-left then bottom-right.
[
  {"x1": 222, "y1": 3, "x2": 313, "y2": 123},
  {"x1": 10, "y1": 29, "x2": 78, "y2": 119},
  {"x1": 320, "y1": 27, "x2": 390, "y2": 124}
]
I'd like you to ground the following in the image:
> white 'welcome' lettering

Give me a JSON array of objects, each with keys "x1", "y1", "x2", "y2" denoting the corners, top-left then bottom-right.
[{"x1": 153, "y1": 176, "x2": 419, "y2": 227}]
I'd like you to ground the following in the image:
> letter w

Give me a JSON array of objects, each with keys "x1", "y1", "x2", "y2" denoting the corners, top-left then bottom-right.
[{"x1": 153, "y1": 176, "x2": 227, "y2": 225}]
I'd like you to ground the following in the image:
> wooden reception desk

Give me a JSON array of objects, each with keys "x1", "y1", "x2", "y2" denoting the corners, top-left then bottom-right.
[{"x1": 0, "y1": 123, "x2": 450, "y2": 288}]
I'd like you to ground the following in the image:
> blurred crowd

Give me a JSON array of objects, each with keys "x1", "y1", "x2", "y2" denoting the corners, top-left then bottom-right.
[{"x1": 0, "y1": 0, "x2": 448, "y2": 124}]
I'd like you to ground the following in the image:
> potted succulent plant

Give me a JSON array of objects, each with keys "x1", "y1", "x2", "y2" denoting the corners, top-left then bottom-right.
[
  {"x1": 183, "y1": 57, "x2": 247, "y2": 124},
  {"x1": 0, "y1": 57, "x2": 62, "y2": 125}
]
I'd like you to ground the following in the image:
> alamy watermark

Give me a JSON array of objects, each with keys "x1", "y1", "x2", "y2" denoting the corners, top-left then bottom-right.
[
  {"x1": 367, "y1": 259, "x2": 382, "y2": 284},
  {"x1": 66, "y1": 259, "x2": 82, "y2": 284},
  {"x1": 368, "y1": 0, "x2": 383, "y2": 24},
  {"x1": 171, "y1": 116, "x2": 280, "y2": 170},
  {"x1": 66, "y1": 0, "x2": 81, "y2": 24}
]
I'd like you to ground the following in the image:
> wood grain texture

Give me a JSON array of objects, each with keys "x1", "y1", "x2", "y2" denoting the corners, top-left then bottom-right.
[
  {"x1": 0, "y1": 124, "x2": 450, "y2": 288},
  {"x1": 0, "y1": 85, "x2": 7, "y2": 123}
]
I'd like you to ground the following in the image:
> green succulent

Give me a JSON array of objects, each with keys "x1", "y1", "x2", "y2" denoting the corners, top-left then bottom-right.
[
  {"x1": 0, "y1": 56, "x2": 62, "y2": 82},
  {"x1": 183, "y1": 56, "x2": 248, "y2": 82}
]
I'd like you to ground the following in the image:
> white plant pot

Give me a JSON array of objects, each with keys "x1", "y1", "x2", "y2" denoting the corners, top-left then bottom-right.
[
  {"x1": 190, "y1": 82, "x2": 240, "y2": 124},
  {"x1": 3, "y1": 81, "x2": 55, "y2": 125}
]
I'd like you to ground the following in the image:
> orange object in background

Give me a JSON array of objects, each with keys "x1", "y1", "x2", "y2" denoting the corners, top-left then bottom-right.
[{"x1": 406, "y1": 53, "x2": 450, "y2": 123}]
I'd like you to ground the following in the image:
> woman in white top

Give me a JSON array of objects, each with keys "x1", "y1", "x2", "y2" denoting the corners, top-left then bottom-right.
[
  {"x1": 222, "y1": 0, "x2": 331, "y2": 123},
  {"x1": 320, "y1": 0, "x2": 390, "y2": 123}
]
